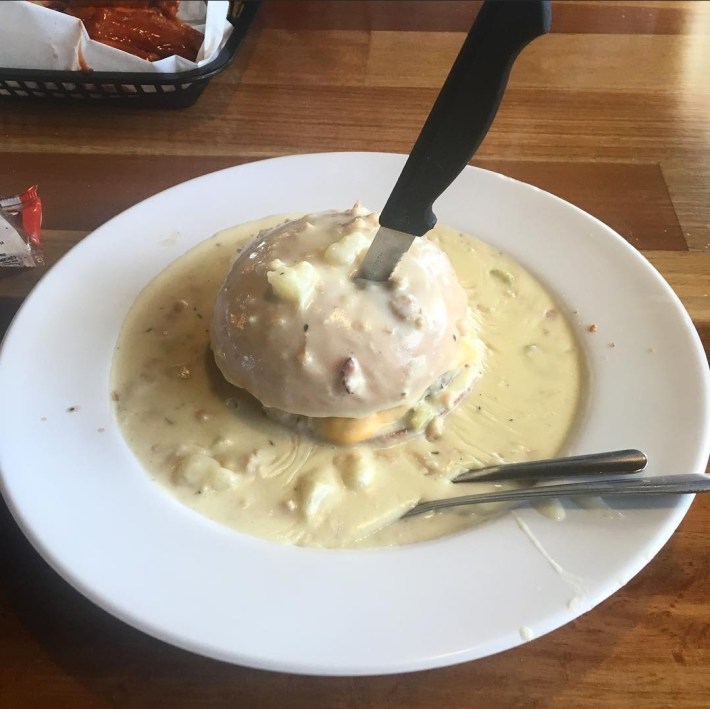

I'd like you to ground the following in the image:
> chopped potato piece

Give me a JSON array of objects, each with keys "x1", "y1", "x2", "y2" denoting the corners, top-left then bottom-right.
[
  {"x1": 266, "y1": 259, "x2": 320, "y2": 309},
  {"x1": 324, "y1": 230, "x2": 371, "y2": 266},
  {"x1": 297, "y1": 471, "x2": 339, "y2": 522}
]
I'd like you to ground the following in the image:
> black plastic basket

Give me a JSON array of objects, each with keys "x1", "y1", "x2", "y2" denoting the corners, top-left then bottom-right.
[{"x1": 0, "y1": 0, "x2": 259, "y2": 108}]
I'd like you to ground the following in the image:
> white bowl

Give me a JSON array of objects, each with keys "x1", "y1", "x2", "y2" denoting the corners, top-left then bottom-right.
[{"x1": 1, "y1": 152, "x2": 708, "y2": 675}]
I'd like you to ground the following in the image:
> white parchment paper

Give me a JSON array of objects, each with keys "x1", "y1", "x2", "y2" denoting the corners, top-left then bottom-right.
[{"x1": 0, "y1": 1, "x2": 233, "y2": 72}]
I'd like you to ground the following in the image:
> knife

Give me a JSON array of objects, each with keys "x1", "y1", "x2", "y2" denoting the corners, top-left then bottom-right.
[
  {"x1": 402, "y1": 475, "x2": 710, "y2": 518},
  {"x1": 356, "y1": 0, "x2": 552, "y2": 282}
]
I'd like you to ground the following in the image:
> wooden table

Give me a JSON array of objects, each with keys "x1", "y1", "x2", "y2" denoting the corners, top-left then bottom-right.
[{"x1": 1, "y1": 2, "x2": 708, "y2": 706}]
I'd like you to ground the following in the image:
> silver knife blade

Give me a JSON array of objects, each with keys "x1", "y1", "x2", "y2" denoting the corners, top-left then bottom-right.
[{"x1": 355, "y1": 225, "x2": 416, "y2": 282}]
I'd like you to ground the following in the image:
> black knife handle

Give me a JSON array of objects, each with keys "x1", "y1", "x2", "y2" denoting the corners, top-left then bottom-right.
[{"x1": 380, "y1": 0, "x2": 551, "y2": 236}]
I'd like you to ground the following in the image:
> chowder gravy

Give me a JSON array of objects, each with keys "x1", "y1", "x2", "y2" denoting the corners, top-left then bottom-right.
[{"x1": 112, "y1": 216, "x2": 584, "y2": 548}]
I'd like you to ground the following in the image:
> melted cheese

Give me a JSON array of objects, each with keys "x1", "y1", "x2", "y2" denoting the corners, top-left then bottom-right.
[{"x1": 312, "y1": 404, "x2": 410, "y2": 445}]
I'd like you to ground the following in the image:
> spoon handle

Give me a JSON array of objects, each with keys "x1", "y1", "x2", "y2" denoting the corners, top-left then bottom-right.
[
  {"x1": 404, "y1": 475, "x2": 710, "y2": 518},
  {"x1": 379, "y1": 0, "x2": 551, "y2": 236},
  {"x1": 453, "y1": 449, "x2": 647, "y2": 483}
]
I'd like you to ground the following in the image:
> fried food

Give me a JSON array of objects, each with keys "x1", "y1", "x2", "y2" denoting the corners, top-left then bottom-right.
[{"x1": 42, "y1": 1, "x2": 202, "y2": 61}]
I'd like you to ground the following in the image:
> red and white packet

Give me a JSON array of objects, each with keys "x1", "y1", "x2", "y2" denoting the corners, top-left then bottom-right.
[{"x1": 0, "y1": 185, "x2": 43, "y2": 267}]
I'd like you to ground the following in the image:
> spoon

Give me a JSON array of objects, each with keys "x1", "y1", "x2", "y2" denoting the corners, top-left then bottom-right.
[
  {"x1": 452, "y1": 449, "x2": 647, "y2": 483},
  {"x1": 403, "y1": 475, "x2": 710, "y2": 518}
]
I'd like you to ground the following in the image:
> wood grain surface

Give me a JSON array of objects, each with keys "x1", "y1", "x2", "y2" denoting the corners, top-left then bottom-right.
[{"x1": 0, "y1": 1, "x2": 708, "y2": 707}]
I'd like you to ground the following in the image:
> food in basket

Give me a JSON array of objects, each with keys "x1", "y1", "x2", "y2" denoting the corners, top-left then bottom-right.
[{"x1": 38, "y1": 0, "x2": 203, "y2": 61}]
